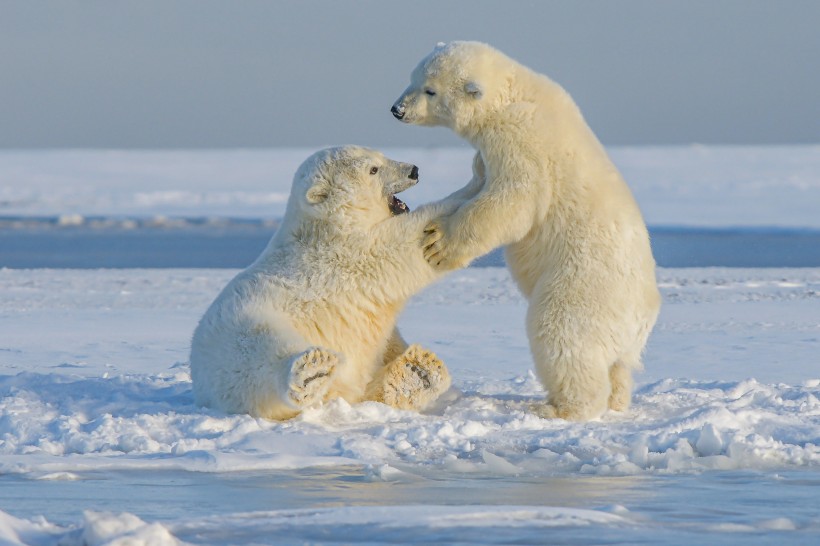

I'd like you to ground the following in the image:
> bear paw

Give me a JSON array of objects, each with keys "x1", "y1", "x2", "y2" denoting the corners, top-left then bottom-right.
[
  {"x1": 532, "y1": 400, "x2": 605, "y2": 421},
  {"x1": 286, "y1": 348, "x2": 338, "y2": 408},
  {"x1": 532, "y1": 403, "x2": 559, "y2": 419},
  {"x1": 608, "y1": 389, "x2": 631, "y2": 413},
  {"x1": 422, "y1": 220, "x2": 467, "y2": 270},
  {"x1": 382, "y1": 344, "x2": 451, "y2": 411}
]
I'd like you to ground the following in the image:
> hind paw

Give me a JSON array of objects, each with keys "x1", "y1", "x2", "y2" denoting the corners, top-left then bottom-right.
[
  {"x1": 287, "y1": 348, "x2": 337, "y2": 408},
  {"x1": 382, "y1": 344, "x2": 451, "y2": 411}
]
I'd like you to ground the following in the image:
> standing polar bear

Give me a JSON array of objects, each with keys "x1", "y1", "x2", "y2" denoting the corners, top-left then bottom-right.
[
  {"x1": 190, "y1": 146, "x2": 452, "y2": 420},
  {"x1": 392, "y1": 41, "x2": 661, "y2": 421}
]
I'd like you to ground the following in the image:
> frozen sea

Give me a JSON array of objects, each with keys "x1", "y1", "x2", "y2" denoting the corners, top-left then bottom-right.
[{"x1": 0, "y1": 147, "x2": 819, "y2": 545}]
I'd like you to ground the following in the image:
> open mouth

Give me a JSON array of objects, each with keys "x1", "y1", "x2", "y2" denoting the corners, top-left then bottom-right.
[{"x1": 388, "y1": 195, "x2": 410, "y2": 215}]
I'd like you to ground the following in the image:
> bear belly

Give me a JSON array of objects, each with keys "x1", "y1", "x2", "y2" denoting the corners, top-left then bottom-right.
[{"x1": 503, "y1": 223, "x2": 562, "y2": 298}]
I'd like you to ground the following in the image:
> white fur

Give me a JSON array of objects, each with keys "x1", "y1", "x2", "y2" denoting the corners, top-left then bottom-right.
[
  {"x1": 190, "y1": 146, "x2": 451, "y2": 420},
  {"x1": 393, "y1": 41, "x2": 661, "y2": 420}
]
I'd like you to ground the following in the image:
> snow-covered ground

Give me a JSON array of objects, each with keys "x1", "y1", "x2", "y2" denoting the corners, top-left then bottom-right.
[{"x1": 1, "y1": 147, "x2": 819, "y2": 544}]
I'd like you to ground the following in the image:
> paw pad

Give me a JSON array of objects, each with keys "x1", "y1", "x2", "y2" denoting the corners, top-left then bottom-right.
[{"x1": 287, "y1": 348, "x2": 337, "y2": 408}]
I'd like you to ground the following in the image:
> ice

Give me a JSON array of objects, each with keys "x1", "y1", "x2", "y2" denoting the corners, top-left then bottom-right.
[{"x1": 0, "y1": 505, "x2": 633, "y2": 546}]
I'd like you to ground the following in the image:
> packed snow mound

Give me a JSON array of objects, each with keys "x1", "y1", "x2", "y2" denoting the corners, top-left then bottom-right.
[
  {"x1": 1, "y1": 370, "x2": 817, "y2": 477},
  {"x1": 0, "y1": 509, "x2": 180, "y2": 546}
]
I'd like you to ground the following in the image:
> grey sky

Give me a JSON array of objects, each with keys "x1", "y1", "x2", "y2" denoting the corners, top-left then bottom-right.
[{"x1": 1, "y1": 0, "x2": 818, "y2": 148}]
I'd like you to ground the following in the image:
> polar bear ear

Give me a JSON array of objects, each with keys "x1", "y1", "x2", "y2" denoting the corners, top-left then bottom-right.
[
  {"x1": 464, "y1": 81, "x2": 483, "y2": 99},
  {"x1": 305, "y1": 175, "x2": 331, "y2": 204}
]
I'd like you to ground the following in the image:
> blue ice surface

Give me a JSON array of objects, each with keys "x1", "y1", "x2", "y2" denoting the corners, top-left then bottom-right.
[
  {"x1": 1, "y1": 467, "x2": 818, "y2": 544},
  {"x1": 1, "y1": 219, "x2": 820, "y2": 269}
]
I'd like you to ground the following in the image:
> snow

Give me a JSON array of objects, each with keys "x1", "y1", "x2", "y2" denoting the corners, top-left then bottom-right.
[
  {"x1": 1, "y1": 266, "x2": 819, "y2": 543},
  {"x1": 1, "y1": 147, "x2": 819, "y2": 544}
]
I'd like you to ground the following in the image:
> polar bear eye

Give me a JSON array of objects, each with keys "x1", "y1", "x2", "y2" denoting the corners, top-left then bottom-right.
[
  {"x1": 370, "y1": 166, "x2": 379, "y2": 175},
  {"x1": 424, "y1": 89, "x2": 436, "y2": 96}
]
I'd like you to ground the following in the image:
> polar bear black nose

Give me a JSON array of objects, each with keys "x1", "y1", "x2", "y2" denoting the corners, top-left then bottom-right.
[
  {"x1": 409, "y1": 165, "x2": 419, "y2": 180},
  {"x1": 391, "y1": 104, "x2": 405, "y2": 119}
]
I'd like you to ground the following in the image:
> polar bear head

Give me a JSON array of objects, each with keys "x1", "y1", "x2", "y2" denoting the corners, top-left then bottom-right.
[
  {"x1": 391, "y1": 41, "x2": 513, "y2": 135},
  {"x1": 289, "y1": 146, "x2": 418, "y2": 227}
]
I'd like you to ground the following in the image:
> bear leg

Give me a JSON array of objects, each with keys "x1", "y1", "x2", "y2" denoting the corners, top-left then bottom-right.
[
  {"x1": 535, "y1": 368, "x2": 610, "y2": 422},
  {"x1": 530, "y1": 336, "x2": 611, "y2": 421},
  {"x1": 286, "y1": 347, "x2": 339, "y2": 408},
  {"x1": 608, "y1": 361, "x2": 633, "y2": 412},
  {"x1": 527, "y1": 302, "x2": 612, "y2": 421},
  {"x1": 382, "y1": 327, "x2": 409, "y2": 365},
  {"x1": 529, "y1": 339, "x2": 612, "y2": 421}
]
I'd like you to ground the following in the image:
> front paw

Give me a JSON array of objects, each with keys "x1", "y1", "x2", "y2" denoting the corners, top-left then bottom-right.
[
  {"x1": 422, "y1": 221, "x2": 466, "y2": 270},
  {"x1": 422, "y1": 220, "x2": 445, "y2": 261}
]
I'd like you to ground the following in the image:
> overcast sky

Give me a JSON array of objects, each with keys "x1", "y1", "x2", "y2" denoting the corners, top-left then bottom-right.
[{"x1": 1, "y1": 0, "x2": 818, "y2": 149}]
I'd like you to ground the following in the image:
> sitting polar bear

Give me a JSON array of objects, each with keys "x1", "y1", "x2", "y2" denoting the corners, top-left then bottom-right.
[
  {"x1": 190, "y1": 146, "x2": 451, "y2": 420},
  {"x1": 392, "y1": 41, "x2": 661, "y2": 421}
]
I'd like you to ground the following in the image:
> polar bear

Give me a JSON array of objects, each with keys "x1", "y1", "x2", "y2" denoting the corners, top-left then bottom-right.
[
  {"x1": 190, "y1": 146, "x2": 452, "y2": 420},
  {"x1": 391, "y1": 41, "x2": 661, "y2": 421}
]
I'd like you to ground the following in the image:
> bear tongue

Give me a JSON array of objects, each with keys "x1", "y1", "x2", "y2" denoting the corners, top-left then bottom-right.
[{"x1": 389, "y1": 195, "x2": 410, "y2": 215}]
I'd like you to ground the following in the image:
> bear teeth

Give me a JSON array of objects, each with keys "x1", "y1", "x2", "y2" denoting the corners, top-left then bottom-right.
[{"x1": 389, "y1": 195, "x2": 409, "y2": 215}]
